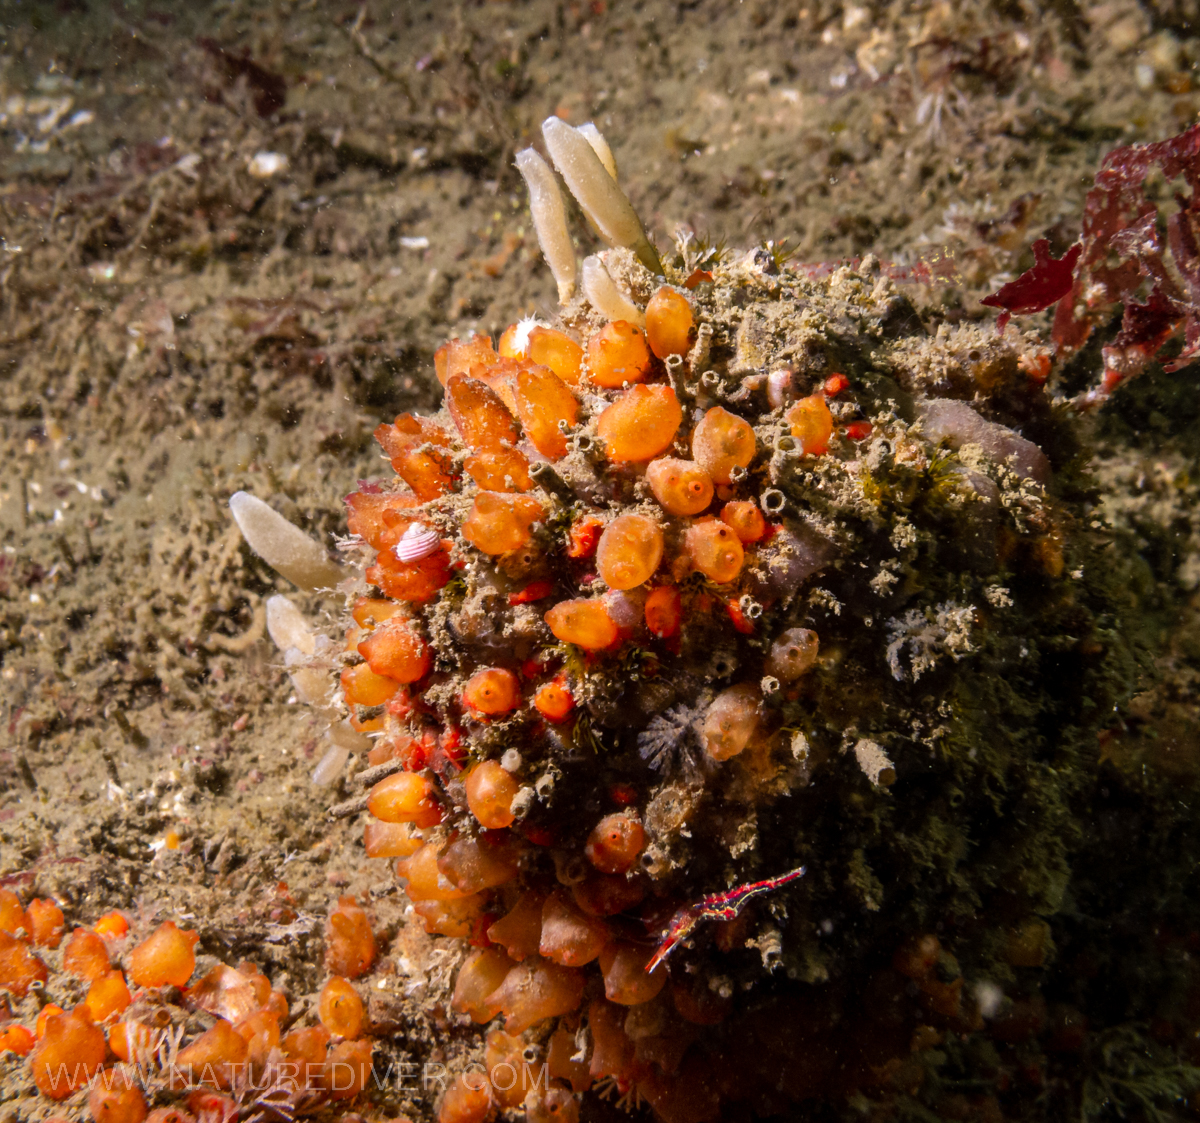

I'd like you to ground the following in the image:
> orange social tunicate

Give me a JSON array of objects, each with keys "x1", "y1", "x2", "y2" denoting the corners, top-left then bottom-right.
[
  {"x1": 765, "y1": 627, "x2": 820, "y2": 681},
  {"x1": 489, "y1": 959, "x2": 586, "y2": 1035},
  {"x1": 374, "y1": 414, "x2": 455, "y2": 500},
  {"x1": 487, "y1": 892, "x2": 546, "y2": 962},
  {"x1": 318, "y1": 977, "x2": 364, "y2": 1039},
  {"x1": 452, "y1": 947, "x2": 515, "y2": 1023},
  {"x1": 399, "y1": 842, "x2": 475, "y2": 902},
  {"x1": 701, "y1": 683, "x2": 762, "y2": 761},
  {"x1": 367, "y1": 772, "x2": 443, "y2": 829},
  {"x1": 0, "y1": 1023, "x2": 35, "y2": 1055},
  {"x1": 0, "y1": 931, "x2": 46, "y2": 998},
  {"x1": 446, "y1": 374, "x2": 519, "y2": 450},
  {"x1": 786, "y1": 393, "x2": 834, "y2": 455},
  {"x1": 571, "y1": 873, "x2": 646, "y2": 918},
  {"x1": 596, "y1": 515, "x2": 663, "y2": 590},
  {"x1": 438, "y1": 834, "x2": 522, "y2": 895},
  {"x1": 32, "y1": 1007, "x2": 107, "y2": 1098},
  {"x1": 485, "y1": 1029, "x2": 532, "y2": 1109},
  {"x1": 62, "y1": 927, "x2": 110, "y2": 983},
  {"x1": 684, "y1": 520, "x2": 744, "y2": 583},
  {"x1": 128, "y1": 921, "x2": 198, "y2": 989},
  {"x1": 464, "y1": 447, "x2": 534, "y2": 492},
  {"x1": 439, "y1": 1072, "x2": 492, "y2": 1123},
  {"x1": 327, "y1": 1038, "x2": 373, "y2": 1101},
  {"x1": 234, "y1": 1008, "x2": 280, "y2": 1067},
  {"x1": 528, "y1": 327, "x2": 585, "y2": 385},
  {"x1": 435, "y1": 333, "x2": 499, "y2": 386},
  {"x1": 597, "y1": 384, "x2": 682, "y2": 463},
  {"x1": 598, "y1": 943, "x2": 666, "y2": 1006},
  {"x1": 534, "y1": 679, "x2": 574, "y2": 723},
  {"x1": 175, "y1": 1020, "x2": 248, "y2": 1090},
  {"x1": 0, "y1": 890, "x2": 26, "y2": 937},
  {"x1": 545, "y1": 598, "x2": 619, "y2": 650},
  {"x1": 527, "y1": 1088, "x2": 581, "y2": 1123},
  {"x1": 464, "y1": 760, "x2": 519, "y2": 830},
  {"x1": 85, "y1": 970, "x2": 132, "y2": 1023},
  {"x1": 325, "y1": 896, "x2": 377, "y2": 979},
  {"x1": 358, "y1": 617, "x2": 431, "y2": 684},
  {"x1": 363, "y1": 819, "x2": 422, "y2": 859},
  {"x1": 645, "y1": 287, "x2": 695, "y2": 359},
  {"x1": 27, "y1": 898, "x2": 64, "y2": 948},
  {"x1": 720, "y1": 500, "x2": 767, "y2": 543},
  {"x1": 351, "y1": 596, "x2": 405, "y2": 630},
  {"x1": 646, "y1": 458, "x2": 714, "y2": 516},
  {"x1": 365, "y1": 547, "x2": 452, "y2": 604},
  {"x1": 584, "y1": 814, "x2": 645, "y2": 874},
  {"x1": 367, "y1": 620, "x2": 432, "y2": 682},
  {"x1": 539, "y1": 895, "x2": 610, "y2": 967},
  {"x1": 692, "y1": 406, "x2": 756, "y2": 484},
  {"x1": 462, "y1": 491, "x2": 544, "y2": 555},
  {"x1": 516, "y1": 364, "x2": 578, "y2": 460},
  {"x1": 341, "y1": 662, "x2": 400, "y2": 708},
  {"x1": 463, "y1": 667, "x2": 521, "y2": 715},
  {"x1": 644, "y1": 585, "x2": 681, "y2": 638},
  {"x1": 36, "y1": 1004, "x2": 64, "y2": 1038},
  {"x1": 88, "y1": 1069, "x2": 148, "y2": 1123},
  {"x1": 344, "y1": 490, "x2": 420, "y2": 552},
  {"x1": 282, "y1": 1024, "x2": 331, "y2": 1085},
  {"x1": 411, "y1": 895, "x2": 487, "y2": 939},
  {"x1": 586, "y1": 320, "x2": 653, "y2": 388},
  {"x1": 93, "y1": 912, "x2": 129, "y2": 940}
]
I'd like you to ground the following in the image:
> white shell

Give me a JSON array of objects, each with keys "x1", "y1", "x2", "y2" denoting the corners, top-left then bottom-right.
[{"x1": 394, "y1": 523, "x2": 440, "y2": 563}]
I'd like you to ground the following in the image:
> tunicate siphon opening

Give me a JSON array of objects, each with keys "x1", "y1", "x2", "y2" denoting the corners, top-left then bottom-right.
[{"x1": 776, "y1": 436, "x2": 797, "y2": 454}]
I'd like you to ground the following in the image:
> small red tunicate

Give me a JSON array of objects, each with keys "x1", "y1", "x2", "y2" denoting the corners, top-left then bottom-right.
[
  {"x1": 508, "y1": 580, "x2": 555, "y2": 605},
  {"x1": 823, "y1": 372, "x2": 849, "y2": 396},
  {"x1": 643, "y1": 586, "x2": 681, "y2": 639},
  {"x1": 567, "y1": 515, "x2": 604, "y2": 559},
  {"x1": 534, "y1": 678, "x2": 575, "y2": 723},
  {"x1": 844, "y1": 421, "x2": 873, "y2": 441}
]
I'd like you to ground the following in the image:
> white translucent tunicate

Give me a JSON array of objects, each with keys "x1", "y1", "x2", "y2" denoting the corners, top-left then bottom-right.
[
  {"x1": 541, "y1": 116, "x2": 661, "y2": 274},
  {"x1": 515, "y1": 148, "x2": 576, "y2": 304},
  {"x1": 577, "y1": 122, "x2": 617, "y2": 180},
  {"x1": 916, "y1": 398, "x2": 1050, "y2": 483},
  {"x1": 266, "y1": 594, "x2": 315, "y2": 656},
  {"x1": 311, "y1": 743, "x2": 350, "y2": 786},
  {"x1": 581, "y1": 254, "x2": 645, "y2": 327},
  {"x1": 229, "y1": 491, "x2": 345, "y2": 592},
  {"x1": 765, "y1": 628, "x2": 820, "y2": 681}
]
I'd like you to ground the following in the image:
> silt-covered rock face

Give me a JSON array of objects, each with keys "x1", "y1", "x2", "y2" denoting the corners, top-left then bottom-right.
[{"x1": 334, "y1": 227, "x2": 1133, "y2": 1120}]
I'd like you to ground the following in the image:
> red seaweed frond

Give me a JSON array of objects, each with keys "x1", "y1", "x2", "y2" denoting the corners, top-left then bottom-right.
[
  {"x1": 1051, "y1": 123, "x2": 1200, "y2": 403},
  {"x1": 981, "y1": 238, "x2": 1081, "y2": 332}
]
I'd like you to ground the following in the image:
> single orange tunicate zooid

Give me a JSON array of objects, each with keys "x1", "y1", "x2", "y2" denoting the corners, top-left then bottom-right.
[
  {"x1": 462, "y1": 492, "x2": 544, "y2": 555},
  {"x1": 434, "y1": 333, "x2": 498, "y2": 386},
  {"x1": 720, "y1": 500, "x2": 767, "y2": 543},
  {"x1": 357, "y1": 617, "x2": 431, "y2": 684},
  {"x1": 528, "y1": 326, "x2": 585, "y2": 385},
  {"x1": 26, "y1": 898, "x2": 64, "y2": 947},
  {"x1": 545, "y1": 598, "x2": 619, "y2": 650},
  {"x1": 646, "y1": 458, "x2": 714, "y2": 516},
  {"x1": 463, "y1": 667, "x2": 521, "y2": 715},
  {"x1": 596, "y1": 515, "x2": 663, "y2": 590},
  {"x1": 464, "y1": 760, "x2": 520, "y2": 830},
  {"x1": 692, "y1": 406, "x2": 756, "y2": 484},
  {"x1": 684, "y1": 520, "x2": 745, "y2": 583},
  {"x1": 585, "y1": 814, "x2": 645, "y2": 874},
  {"x1": 534, "y1": 679, "x2": 574, "y2": 723},
  {"x1": 318, "y1": 976, "x2": 364, "y2": 1039},
  {"x1": 31, "y1": 1007, "x2": 107, "y2": 1098},
  {"x1": 586, "y1": 320, "x2": 653, "y2": 388},
  {"x1": 645, "y1": 287, "x2": 695, "y2": 359},
  {"x1": 325, "y1": 896, "x2": 378, "y2": 979},
  {"x1": 127, "y1": 921, "x2": 199, "y2": 989},
  {"x1": 367, "y1": 772, "x2": 443, "y2": 829},
  {"x1": 786, "y1": 393, "x2": 834, "y2": 455},
  {"x1": 596, "y1": 384, "x2": 682, "y2": 463},
  {"x1": 515, "y1": 363, "x2": 578, "y2": 460},
  {"x1": 340, "y1": 662, "x2": 400, "y2": 708},
  {"x1": 88, "y1": 1068, "x2": 149, "y2": 1123},
  {"x1": 446, "y1": 374, "x2": 519, "y2": 450},
  {"x1": 644, "y1": 586, "x2": 682, "y2": 638},
  {"x1": 62, "y1": 927, "x2": 110, "y2": 982}
]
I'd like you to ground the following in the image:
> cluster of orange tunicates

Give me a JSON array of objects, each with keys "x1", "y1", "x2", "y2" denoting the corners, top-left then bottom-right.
[
  {"x1": 0, "y1": 888, "x2": 387, "y2": 1122},
  {"x1": 332, "y1": 283, "x2": 849, "y2": 1123}
]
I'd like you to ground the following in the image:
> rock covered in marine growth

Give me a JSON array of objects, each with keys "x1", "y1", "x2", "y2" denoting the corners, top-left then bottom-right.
[{"x1": 319, "y1": 217, "x2": 1117, "y2": 1122}]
